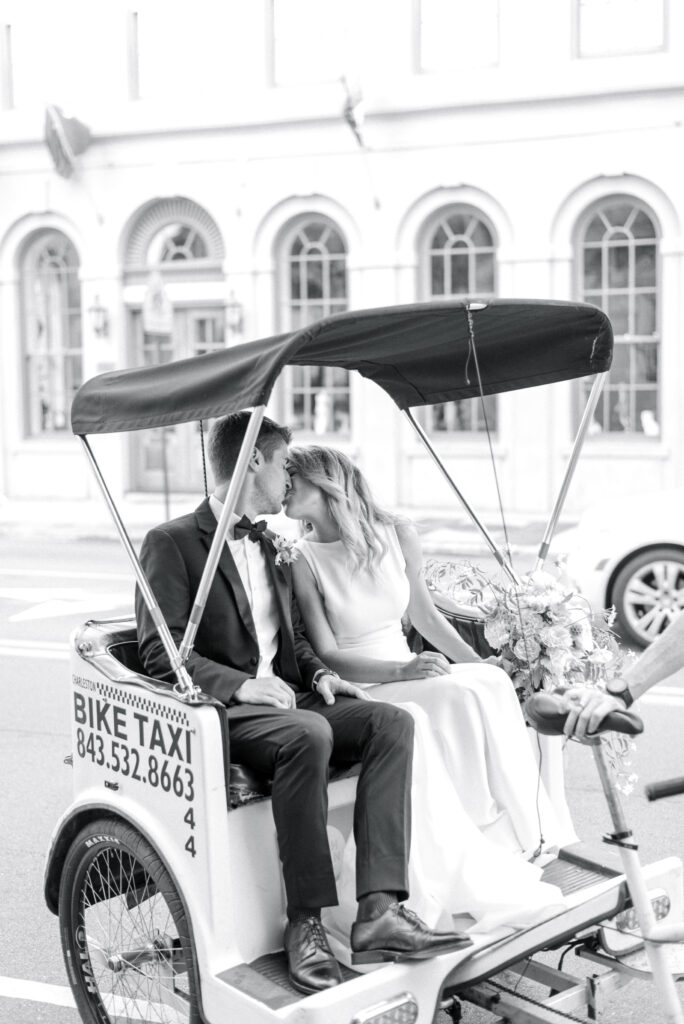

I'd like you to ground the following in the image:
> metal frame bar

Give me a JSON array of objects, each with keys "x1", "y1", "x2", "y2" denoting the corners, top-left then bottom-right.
[
  {"x1": 590, "y1": 737, "x2": 684, "y2": 1023},
  {"x1": 79, "y1": 436, "x2": 197, "y2": 698},
  {"x1": 179, "y1": 405, "x2": 266, "y2": 664},
  {"x1": 403, "y1": 408, "x2": 520, "y2": 585},
  {"x1": 536, "y1": 372, "x2": 608, "y2": 569}
]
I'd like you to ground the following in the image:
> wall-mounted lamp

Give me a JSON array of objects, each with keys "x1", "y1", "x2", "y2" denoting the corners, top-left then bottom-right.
[
  {"x1": 225, "y1": 294, "x2": 243, "y2": 337},
  {"x1": 88, "y1": 295, "x2": 109, "y2": 337}
]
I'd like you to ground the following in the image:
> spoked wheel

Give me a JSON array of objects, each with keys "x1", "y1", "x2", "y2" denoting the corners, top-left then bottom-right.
[{"x1": 59, "y1": 817, "x2": 201, "y2": 1024}]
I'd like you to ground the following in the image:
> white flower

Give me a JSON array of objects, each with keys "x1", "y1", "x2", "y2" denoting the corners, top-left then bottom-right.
[
  {"x1": 538, "y1": 623, "x2": 573, "y2": 650},
  {"x1": 513, "y1": 637, "x2": 541, "y2": 663},
  {"x1": 484, "y1": 616, "x2": 510, "y2": 649},
  {"x1": 273, "y1": 534, "x2": 299, "y2": 566}
]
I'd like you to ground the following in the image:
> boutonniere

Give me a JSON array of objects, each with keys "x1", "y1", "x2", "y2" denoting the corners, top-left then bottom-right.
[{"x1": 273, "y1": 534, "x2": 299, "y2": 567}]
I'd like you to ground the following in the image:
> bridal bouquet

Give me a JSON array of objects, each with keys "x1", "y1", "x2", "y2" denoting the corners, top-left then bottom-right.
[{"x1": 423, "y1": 557, "x2": 638, "y2": 793}]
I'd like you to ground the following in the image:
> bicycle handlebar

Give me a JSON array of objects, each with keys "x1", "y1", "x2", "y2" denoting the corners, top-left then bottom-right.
[{"x1": 645, "y1": 776, "x2": 684, "y2": 802}]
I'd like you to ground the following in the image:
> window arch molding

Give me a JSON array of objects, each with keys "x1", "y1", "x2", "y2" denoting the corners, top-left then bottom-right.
[
  {"x1": 416, "y1": 203, "x2": 499, "y2": 300},
  {"x1": 551, "y1": 174, "x2": 678, "y2": 258},
  {"x1": 253, "y1": 194, "x2": 361, "y2": 273},
  {"x1": 121, "y1": 196, "x2": 226, "y2": 283},
  {"x1": 396, "y1": 186, "x2": 512, "y2": 272}
]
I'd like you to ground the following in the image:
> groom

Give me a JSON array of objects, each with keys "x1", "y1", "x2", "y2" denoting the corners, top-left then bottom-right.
[{"x1": 136, "y1": 411, "x2": 471, "y2": 994}]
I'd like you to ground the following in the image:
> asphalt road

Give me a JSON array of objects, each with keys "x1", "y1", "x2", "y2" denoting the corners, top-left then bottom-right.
[{"x1": 0, "y1": 534, "x2": 683, "y2": 1023}]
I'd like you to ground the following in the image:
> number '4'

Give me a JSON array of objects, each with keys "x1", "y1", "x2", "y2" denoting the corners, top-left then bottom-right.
[
  {"x1": 184, "y1": 836, "x2": 197, "y2": 858},
  {"x1": 183, "y1": 807, "x2": 196, "y2": 830}
]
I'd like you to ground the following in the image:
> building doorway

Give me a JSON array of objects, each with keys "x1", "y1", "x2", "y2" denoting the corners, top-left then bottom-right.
[{"x1": 129, "y1": 306, "x2": 226, "y2": 494}]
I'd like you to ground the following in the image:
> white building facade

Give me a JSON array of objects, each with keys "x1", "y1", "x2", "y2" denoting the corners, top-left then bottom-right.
[{"x1": 0, "y1": 0, "x2": 683, "y2": 515}]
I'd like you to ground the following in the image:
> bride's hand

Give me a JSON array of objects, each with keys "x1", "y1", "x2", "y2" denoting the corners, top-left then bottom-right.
[{"x1": 400, "y1": 652, "x2": 450, "y2": 679}]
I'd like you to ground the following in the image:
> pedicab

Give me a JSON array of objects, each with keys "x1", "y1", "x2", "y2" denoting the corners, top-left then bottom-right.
[{"x1": 43, "y1": 299, "x2": 684, "y2": 1024}]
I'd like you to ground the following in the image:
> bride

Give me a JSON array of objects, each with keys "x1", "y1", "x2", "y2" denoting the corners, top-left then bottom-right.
[{"x1": 283, "y1": 444, "x2": 572, "y2": 939}]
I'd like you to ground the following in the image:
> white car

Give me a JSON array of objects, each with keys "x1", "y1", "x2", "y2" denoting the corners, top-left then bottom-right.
[{"x1": 555, "y1": 488, "x2": 684, "y2": 648}]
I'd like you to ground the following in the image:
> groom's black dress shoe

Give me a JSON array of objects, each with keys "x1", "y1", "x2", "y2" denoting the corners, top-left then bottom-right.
[
  {"x1": 350, "y1": 903, "x2": 472, "y2": 964},
  {"x1": 284, "y1": 917, "x2": 343, "y2": 994}
]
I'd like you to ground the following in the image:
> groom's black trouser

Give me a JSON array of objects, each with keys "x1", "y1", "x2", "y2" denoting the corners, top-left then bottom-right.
[{"x1": 227, "y1": 694, "x2": 414, "y2": 910}]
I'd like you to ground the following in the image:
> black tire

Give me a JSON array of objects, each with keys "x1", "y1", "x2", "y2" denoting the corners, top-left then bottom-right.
[
  {"x1": 612, "y1": 546, "x2": 684, "y2": 648},
  {"x1": 58, "y1": 817, "x2": 201, "y2": 1024}
]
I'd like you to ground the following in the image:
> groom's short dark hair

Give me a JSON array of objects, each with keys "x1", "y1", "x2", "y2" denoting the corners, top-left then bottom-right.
[{"x1": 208, "y1": 412, "x2": 292, "y2": 483}]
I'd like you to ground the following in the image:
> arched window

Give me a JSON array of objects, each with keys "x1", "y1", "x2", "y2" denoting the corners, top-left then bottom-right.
[
  {"x1": 21, "y1": 230, "x2": 82, "y2": 436},
  {"x1": 421, "y1": 209, "x2": 497, "y2": 433},
  {"x1": 281, "y1": 218, "x2": 350, "y2": 435},
  {"x1": 577, "y1": 199, "x2": 659, "y2": 435}
]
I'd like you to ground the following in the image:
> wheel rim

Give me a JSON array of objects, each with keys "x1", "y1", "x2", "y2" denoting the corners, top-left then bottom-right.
[
  {"x1": 77, "y1": 844, "x2": 192, "y2": 1024},
  {"x1": 622, "y1": 558, "x2": 684, "y2": 644}
]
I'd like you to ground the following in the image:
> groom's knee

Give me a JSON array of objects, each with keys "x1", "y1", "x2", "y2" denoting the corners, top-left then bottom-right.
[
  {"x1": 370, "y1": 702, "x2": 414, "y2": 750},
  {"x1": 280, "y1": 711, "x2": 334, "y2": 768}
]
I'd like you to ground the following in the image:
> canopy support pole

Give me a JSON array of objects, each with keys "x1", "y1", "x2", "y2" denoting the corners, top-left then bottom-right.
[
  {"x1": 403, "y1": 409, "x2": 520, "y2": 585},
  {"x1": 536, "y1": 372, "x2": 608, "y2": 569},
  {"x1": 79, "y1": 436, "x2": 198, "y2": 699},
  {"x1": 180, "y1": 405, "x2": 266, "y2": 664}
]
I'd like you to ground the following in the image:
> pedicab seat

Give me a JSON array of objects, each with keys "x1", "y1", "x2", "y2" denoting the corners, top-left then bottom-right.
[{"x1": 90, "y1": 621, "x2": 360, "y2": 809}]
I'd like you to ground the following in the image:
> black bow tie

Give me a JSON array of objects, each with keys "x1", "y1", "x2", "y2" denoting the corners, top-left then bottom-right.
[{"x1": 234, "y1": 515, "x2": 268, "y2": 543}]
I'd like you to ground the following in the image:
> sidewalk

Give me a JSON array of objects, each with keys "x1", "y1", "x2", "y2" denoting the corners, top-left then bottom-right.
[{"x1": 0, "y1": 494, "x2": 577, "y2": 558}]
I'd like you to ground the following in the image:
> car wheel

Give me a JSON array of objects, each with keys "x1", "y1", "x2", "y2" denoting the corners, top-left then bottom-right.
[{"x1": 612, "y1": 546, "x2": 684, "y2": 648}]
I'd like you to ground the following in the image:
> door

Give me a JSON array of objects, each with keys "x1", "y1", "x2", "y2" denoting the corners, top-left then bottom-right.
[{"x1": 129, "y1": 307, "x2": 227, "y2": 494}]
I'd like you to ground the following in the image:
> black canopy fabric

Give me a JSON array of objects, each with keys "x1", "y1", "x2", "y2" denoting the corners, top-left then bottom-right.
[{"x1": 71, "y1": 300, "x2": 612, "y2": 436}]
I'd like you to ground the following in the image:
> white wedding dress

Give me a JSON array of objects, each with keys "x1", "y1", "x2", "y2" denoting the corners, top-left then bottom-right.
[{"x1": 298, "y1": 526, "x2": 573, "y2": 939}]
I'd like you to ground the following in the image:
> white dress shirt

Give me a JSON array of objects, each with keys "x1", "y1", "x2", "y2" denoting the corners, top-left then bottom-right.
[{"x1": 209, "y1": 496, "x2": 279, "y2": 678}]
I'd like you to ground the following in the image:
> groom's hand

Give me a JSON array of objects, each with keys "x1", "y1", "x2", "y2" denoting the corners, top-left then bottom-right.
[
  {"x1": 315, "y1": 674, "x2": 371, "y2": 706},
  {"x1": 234, "y1": 676, "x2": 296, "y2": 709}
]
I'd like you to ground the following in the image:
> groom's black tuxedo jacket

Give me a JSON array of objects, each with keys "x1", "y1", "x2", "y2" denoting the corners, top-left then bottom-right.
[{"x1": 135, "y1": 498, "x2": 326, "y2": 707}]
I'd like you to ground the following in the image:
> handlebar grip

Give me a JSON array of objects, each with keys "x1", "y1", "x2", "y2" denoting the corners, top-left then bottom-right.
[
  {"x1": 645, "y1": 777, "x2": 684, "y2": 802},
  {"x1": 524, "y1": 692, "x2": 644, "y2": 737}
]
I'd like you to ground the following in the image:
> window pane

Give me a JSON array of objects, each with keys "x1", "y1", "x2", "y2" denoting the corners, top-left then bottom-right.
[
  {"x1": 446, "y1": 214, "x2": 469, "y2": 237},
  {"x1": 450, "y1": 251, "x2": 469, "y2": 293},
  {"x1": 607, "y1": 245, "x2": 629, "y2": 288},
  {"x1": 471, "y1": 220, "x2": 493, "y2": 247},
  {"x1": 635, "y1": 391, "x2": 660, "y2": 436},
  {"x1": 475, "y1": 252, "x2": 495, "y2": 293},
  {"x1": 305, "y1": 261, "x2": 323, "y2": 300},
  {"x1": 431, "y1": 254, "x2": 445, "y2": 295},
  {"x1": 632, "y1": 211, "x2": 656, "y2": 239},
  {"x1": 634, "y1": 343, "x2": 658, "y2": 383},
  {"x1": 635, "y1": 245, "x2": 656, "y2": 287},
  {"x1": 610, "y1": 344, "x2": 630, "y2": 384},
  {"x1": 330, "y1": 259, "x2": 346, "y2": 299},
  {"x1": 432, "y1": 225, "x2": 449, "y2": 248},
  {"x1": 604, "y1": 203, "x2": 634, "y2": 228},
  {"x1": 585, "y1": 214, "x2": 606, "y2": 242},
  {"x1": 290, "y1": 260, "x2": 301, "y2": 300},
  {"x1": 635, "y1": 293, "x2": 656, "y2": 336},
  {"x1": 607, "y1": 293, "x2": 628, "y2": 334},
  {"x1": 583, "y1": 247, "x2": 602, "y2": 289}
]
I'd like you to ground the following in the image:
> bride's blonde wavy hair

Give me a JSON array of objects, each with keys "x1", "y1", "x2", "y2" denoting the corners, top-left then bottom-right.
[{"x1": 288, "y1": 446, "x2": 398, "y2": 575}]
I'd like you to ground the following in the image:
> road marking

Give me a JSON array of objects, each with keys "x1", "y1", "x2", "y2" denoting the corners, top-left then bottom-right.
[
  {"x1": 0, "y1": 585, "x2": 131, "y2": 622},
  {"x1": 0, "y1": 638, "x2": 69, "y2": 659},
  {"x1": 0, "y1": 567, "x2": 130, "y2": 581},
  {"x1": 0, "y1": 975, "x2": 75, "y2": 1007}
]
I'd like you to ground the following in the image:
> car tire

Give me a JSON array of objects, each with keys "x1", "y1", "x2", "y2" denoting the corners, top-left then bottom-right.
[{"x1": 612, "y1": 546, "x2": 684, "y2": 648}]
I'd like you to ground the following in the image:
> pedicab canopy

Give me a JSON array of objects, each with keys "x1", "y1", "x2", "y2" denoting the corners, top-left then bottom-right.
[{"x1": 71, "y1": 299, "x2": 613, "y2": 435}]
